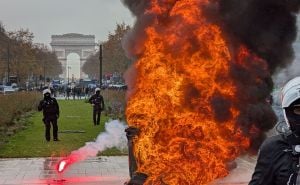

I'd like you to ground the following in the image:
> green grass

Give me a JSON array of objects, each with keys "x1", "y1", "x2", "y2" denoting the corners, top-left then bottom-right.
[
  {"x1": 100, "y1": 147, "x2": 127, "y2": 156},
  {"x1": 0, "y1": 100, "x2": 124, "y2": 158}
]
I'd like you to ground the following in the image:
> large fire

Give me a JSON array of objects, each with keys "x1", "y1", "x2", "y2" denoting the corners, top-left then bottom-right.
[{"x1": 125, "y1": 1, "x2": 260, "y2": 184}]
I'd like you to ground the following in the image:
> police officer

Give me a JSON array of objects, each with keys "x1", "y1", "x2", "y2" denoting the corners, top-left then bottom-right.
[
  {"x1": 249, "y1": 77, "x2": 300, "y2": 185},
  {"x1": 89, "y1": 88, "x2": 104, "y2": 126},
  {"x1": 38, "y1": 89, "x2": 60, "y2": 141}
]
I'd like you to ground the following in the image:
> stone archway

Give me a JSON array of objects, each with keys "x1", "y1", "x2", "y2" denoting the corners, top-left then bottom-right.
[
  {"x1": 50, "y1": 33, "x2": 96, "y2": 79},
  {"x1": 66, "y1": 53, "x2": 81, "y2": 80}
]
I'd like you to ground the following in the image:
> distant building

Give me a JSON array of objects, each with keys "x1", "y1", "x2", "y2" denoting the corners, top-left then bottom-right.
[{"x1": 50, "y1": 33, "x2": 96, "y2": 80}]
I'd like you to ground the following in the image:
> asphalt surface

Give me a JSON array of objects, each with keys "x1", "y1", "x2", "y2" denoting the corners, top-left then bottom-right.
[
  {"x1": 0, "y1": 156, "x2": 129, "y2": 185},
  {"x1": 0, "y1": 155, "x2": 256, "y2": 185}
]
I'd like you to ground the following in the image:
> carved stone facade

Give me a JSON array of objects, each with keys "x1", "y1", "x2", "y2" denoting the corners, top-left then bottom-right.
[{"x1": 50, "y1": 33, "x2": 96, "y2": 79}]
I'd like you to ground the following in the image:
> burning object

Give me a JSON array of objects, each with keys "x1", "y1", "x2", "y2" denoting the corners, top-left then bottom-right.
[
  {"x1": 122, "y1": 0, "x2": 300, "y2": 184},
  {"x1": 125, "y1": 172, "x2": 148, "y2": 185},
  {"x1": 125, "y1": 127, "x2": 148, "y2": 185},
  {"x1": 125, "y1": 127, "x2": 139, "y2": 178}
]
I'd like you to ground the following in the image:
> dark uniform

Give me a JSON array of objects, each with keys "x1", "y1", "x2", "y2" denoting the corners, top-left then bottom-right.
[
  {"x1": 38, "y1": 94, "x2": 60, "y2": 141},
  {"x1": 85, "y1": 87, "x2": 89, "y2": 99},
  {"x1": 249, "y1": 133, "x2": 300, "y2": 185},
  {"x1": 250, "y1": 77, "x2": 300, "y2": 185},
  {"x1": 89, "y1": 91, "x2": 104, "y2": 125},
  {"x1": 66, "y1": 87, "x2": 71, "y2": 100}
]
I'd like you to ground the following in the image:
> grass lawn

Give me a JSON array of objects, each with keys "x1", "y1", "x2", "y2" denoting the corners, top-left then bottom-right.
[{"x1": 0, "y1": 100, "x2": 124, "y2": 158}]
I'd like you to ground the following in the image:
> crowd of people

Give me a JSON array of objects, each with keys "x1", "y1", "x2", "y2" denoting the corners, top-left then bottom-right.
[
  {"x1": 47, "y1": 84, "x2": 127, "y2": 100},
  {"x1": 48, "y1": 86, "x2": 92, "y2": 100}
]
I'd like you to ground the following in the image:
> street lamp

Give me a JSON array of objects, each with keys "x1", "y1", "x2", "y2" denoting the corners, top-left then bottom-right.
[
  {"x1": 0, "y1": 36, "x2": 11, "y2": 85},
  {"x1": 6, "y1": 42, "x2": 10, "y2": 85},
  {"x1": 43, "y1": 60, "x2": 46, "y2": 86},
  {"x1": 99, "y1": 44, "x2": 102, "y2": 87},
  {"x1": 67, "y1": 66, "x2": 71, "y2": 85}
]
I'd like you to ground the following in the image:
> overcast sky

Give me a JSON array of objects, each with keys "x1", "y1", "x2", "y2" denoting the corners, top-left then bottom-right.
[
  {"x1": 0, "y1": 0, "x2": 135, "y2": 45},
  {"x1": 0, "y1": 0, "x2": 135, "y2": 78}
]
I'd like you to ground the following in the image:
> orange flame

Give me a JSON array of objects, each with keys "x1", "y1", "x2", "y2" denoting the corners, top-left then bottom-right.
[{"x1": 126, "y1": 1, "x2": 252, "y2": 184}]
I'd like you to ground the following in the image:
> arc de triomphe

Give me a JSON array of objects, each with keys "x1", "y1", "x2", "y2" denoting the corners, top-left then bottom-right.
[{"x1": 50, "y1": 33, "x2": 96, "y2": 79}]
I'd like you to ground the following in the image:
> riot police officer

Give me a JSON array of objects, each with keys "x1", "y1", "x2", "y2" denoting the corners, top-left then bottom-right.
[
  {"x1": 38, "y1": 89, "x2": 60, "y2": 141},
  {"x1": 249, "y1": 76, "x2": 300, "y2": 185},
  {"x1": 88, "y1": 88, "x2": 105, "y2": 126}
]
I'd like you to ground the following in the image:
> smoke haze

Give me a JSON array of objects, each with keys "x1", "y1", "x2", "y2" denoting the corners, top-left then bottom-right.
[{"x1": 68, "y1": 120, "x2": 127, "y2": 162}]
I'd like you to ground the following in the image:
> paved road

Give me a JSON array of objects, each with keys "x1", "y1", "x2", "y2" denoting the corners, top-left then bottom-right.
[
  {"x1": 0, "y1": 155, "x2": 256, "y2": 185},
  {"x1": 0, "y1": 156, "x2": 129, "y2": 185},
  {"x1": 213, "y1": 155, "x2": 256, "y2": 185}
]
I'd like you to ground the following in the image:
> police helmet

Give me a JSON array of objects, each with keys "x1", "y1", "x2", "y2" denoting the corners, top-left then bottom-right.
[
  {"x1": 43, "y1": 89, "x2": 51, "y2": 95},
  {"x1": 95, "y1": 88, "x2": 101, "y2": 93},
  {"x1": 282, "y1": 77, "x2": 300, "y2": 132}
]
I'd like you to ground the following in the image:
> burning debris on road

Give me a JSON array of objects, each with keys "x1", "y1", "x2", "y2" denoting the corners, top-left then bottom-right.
[
  {"x1": 122, "y1": 0, "x2": 300, "y2": 184},
  {"x1": 125, "y1": 127, "x2": 149, "y2": 185}
]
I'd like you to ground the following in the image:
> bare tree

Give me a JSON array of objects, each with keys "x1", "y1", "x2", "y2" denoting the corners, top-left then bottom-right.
[
  {"x1": 0, "y1": 25, "x2": 62, "y2": 84},
  {"x1": 82, "y1": 23, "x2": 132, "y2": 79}
]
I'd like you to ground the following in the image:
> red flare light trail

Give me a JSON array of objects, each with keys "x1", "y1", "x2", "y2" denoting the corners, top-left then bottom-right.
[{"x1": 56, "y1": 155, "x2": 78, "y2": 173}]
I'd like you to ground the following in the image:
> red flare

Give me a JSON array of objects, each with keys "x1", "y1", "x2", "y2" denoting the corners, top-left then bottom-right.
[
  {"x1": 58, "y1": 160, "x2": 68, "y2": 173},
  {"x1": 56, "y1": 156, "x2": 77, "y2": 173}
]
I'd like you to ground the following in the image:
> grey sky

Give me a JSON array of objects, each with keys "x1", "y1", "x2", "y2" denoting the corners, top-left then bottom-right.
[{"x1": 0, "y1": 0, "x2": 135, "y2": 45}]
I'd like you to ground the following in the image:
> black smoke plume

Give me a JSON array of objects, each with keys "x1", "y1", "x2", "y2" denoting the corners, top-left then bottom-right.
[
  {"x1": 218, "y1": 0, "x2": 300, "y2": 73},
  {"x1": 217, "y1": 0, "x2": 300, "y2": 152},
  {"x1": 121, "y1": 0, "x2": 300, "y2": 153}
]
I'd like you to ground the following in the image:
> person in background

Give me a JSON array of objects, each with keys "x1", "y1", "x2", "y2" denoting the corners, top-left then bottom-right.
[
  {"x1": 84, "y1": 86, "x2": 89, "y2": 99},
  {"x1": 66, "y1": 86, "x2": 71, "y2": 100},
  {"x1": 88, "y1": 88, "x2": 104, "y2": 126},
  {"x1": 72, "y1": 87, "x2": 76, "y2": 100},
  {"x1": 38, "y1": 89, "x2": 60, "y2": 142},
  {"x1": 76, "y1": 86, "x2": 81, "y2": 100}
]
